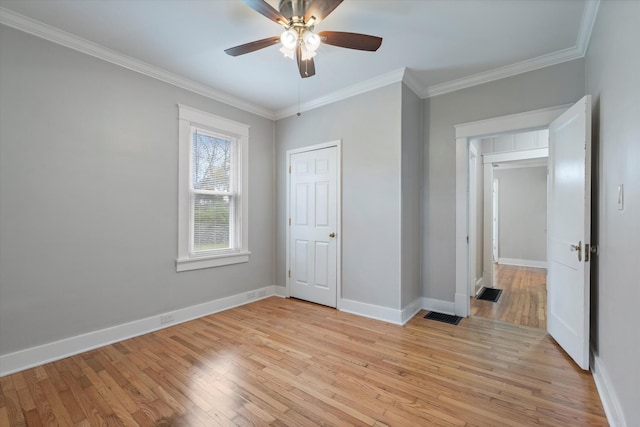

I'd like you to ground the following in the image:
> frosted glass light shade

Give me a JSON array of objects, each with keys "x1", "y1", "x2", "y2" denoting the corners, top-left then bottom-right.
[
  {"x1": 300, "y1": 46, "x2": 316, "y2": 61},
  {"x1": 279, "y1": 46, "x2": 295, "y2": 59},
  {"x1": 280, "y1": 29, "x2": 298, "y2": 49},
  {"x1": 302, "y1": 31, "x2": 321, "y2": 52}
]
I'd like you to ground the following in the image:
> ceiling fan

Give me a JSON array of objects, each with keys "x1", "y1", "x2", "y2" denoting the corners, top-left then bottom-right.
[{"x1": 225, "y1": 0, "x2": 383, "y2": 78}]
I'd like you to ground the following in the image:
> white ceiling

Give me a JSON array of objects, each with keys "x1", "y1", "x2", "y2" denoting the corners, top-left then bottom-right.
[{"x1": 0, "y1": 0, "x2": 596, "y2": 119}]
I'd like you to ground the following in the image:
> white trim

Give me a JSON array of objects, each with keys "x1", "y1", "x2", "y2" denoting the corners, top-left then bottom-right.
[
  {"x1": 0, "y1": 8, "x2": 274, "y2": 120},
  {"x1": 178, "y1": 104, "x2": 250, "y2": 137},
  {"x1": 455, "y1": 104, "x2": 570, "y2": 318},
  {"x1": 423, "y1": 1, "x2": 600, "y2": 99},
  {"x1": 0, "y1": 286, "x2": 277, "y2": 376},
  {"x1": 274, "y1": 286, "x2": 287, "y2": 297},
  {"x1": 176, "y1": 251, "x2": 250, "y2": 272},
  {"x1": 577, "y1": 0, "x2": 601, "y2": 54},
  {"x1": 275, "y1": 68, "x2": 406, "y2": 119},
  {"x1": 0, "y1": 2, "x2": 601, "y2": 119},
  {"x1": 422, "y1": 298, "x2": 456, "y2": 316},
  {"x1": 455, "y1": 136, "x2": 469, "y2": 317},
  {"x1": 285, "y1": 140, "x2": 342, "y2": 308},
  {"x1": 424, "y1": 48, "x2": 583, "y2": 98},
  {"x1": 339, "y1": 299, "x2": 403, "y2": 325},
  {"x1": 497, "y1": 258, "x2": 547, "y2": 269},
  {"x1": 401, "y1": 68, "x2": 424, "y2": 99},
  {"x1": 489, "y1": 159, "x2": 548, "y2": 170},
  {"x1": 483, "y1": 148, "x2": 549, "y2": 164},
  {"x1": 176, "y1": 105, "x2": 250, "y2": 271},
  {"x1": 455, "y1": 105, "x2": 571, "y2": 139},
  {"x1": 401, "y1": 298, "x2": 424, "y2": 324},
  {"x1": 591, "y1": 347, "x2": 627, "y2": 427}
]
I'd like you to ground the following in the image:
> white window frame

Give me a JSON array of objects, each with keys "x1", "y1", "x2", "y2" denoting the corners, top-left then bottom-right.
[{"x1": 177, "y1": 105, "x2": 249, "y2": 272}]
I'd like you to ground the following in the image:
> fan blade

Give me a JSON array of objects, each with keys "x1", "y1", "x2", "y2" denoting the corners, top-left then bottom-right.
[
  {"x1": 241, "y1": 0, "x2": 289, "y2": 25},
  {"x1": 224, "y1": 36, "x2": 281, "y2": 57},
  {"x1": 296, "y1": 45, "x2": 316, "y2": 78},
  {"x1": 318, "y1": 31, "x2": 382, "y2": 51},
  {"x1": 304, "y1": 0, "x2": 343, "y2": 24}
]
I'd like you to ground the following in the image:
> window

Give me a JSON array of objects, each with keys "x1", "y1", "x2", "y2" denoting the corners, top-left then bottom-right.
[{"x1": 177, "y1": 105, "x2": 249, "y2": 271}]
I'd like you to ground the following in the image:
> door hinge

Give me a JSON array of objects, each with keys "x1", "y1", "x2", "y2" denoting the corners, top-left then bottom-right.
[
  {"x1": 288, "y1": 270, "x2": 291, "y2": 278},
  {"x1": 289, "y1": 218, "x2": 291, "y2": 226},
  {"x1": 289, "y1": 165, "x2": 291, "y2": 173}
]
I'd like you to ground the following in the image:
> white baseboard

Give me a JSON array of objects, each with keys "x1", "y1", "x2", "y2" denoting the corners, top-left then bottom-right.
[
  {"x1": 0, "y1": 285, "x2": 277, "y2": 377},
  {"x1": 422, "y1": 297, "x2": 456, "y2": 316},
  {"x1": 591, "y1": 347, "x2": 627, "y2": 427},
  {"x1": 339, "y1": 298, "x2": 403, "y2": 325},
  {"x1": 274, "y1": 285, "x2": 287, "y2": 297},
  {"x1": 401, "y1": 298, "x2": 423, "y2": 324},
  {"x1": 498, "y1": 257, "x2": 547, "y2": 269}
]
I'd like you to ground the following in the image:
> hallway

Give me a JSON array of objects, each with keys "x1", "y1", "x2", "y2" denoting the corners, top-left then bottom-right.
[{"x1": 471, "y1": 264, "x2": 547, "y2": 329}]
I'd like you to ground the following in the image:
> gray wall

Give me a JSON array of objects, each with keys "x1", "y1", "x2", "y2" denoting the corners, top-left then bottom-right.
[
  {"x1": 0, "y1": 26, "x2": 275, "y2": 355},
  {"x1": 400, "y1": 84, "x2": 423, "y2": 307},
  {"x1": 275, "y1": 83, "x2": 403, "y2": 309},
  {"x1": 586, "y1": 1, "x2": 640, "y2": 424},
  {"x1": 422, "y1": 59, "x2": 585, "y2": 302},
  {"x1": 494, "y1": 166, "x2": 547, "y2": 263}
]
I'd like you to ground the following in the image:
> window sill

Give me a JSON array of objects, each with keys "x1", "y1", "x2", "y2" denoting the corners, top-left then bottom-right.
[{"x1": 176, "y1": 251, "x2": 250, "y2": 272}]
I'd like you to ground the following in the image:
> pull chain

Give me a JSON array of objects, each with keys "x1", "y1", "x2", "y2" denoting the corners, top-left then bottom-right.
[{"x1": 297, "y1": 80, "x2": 301, "y2": 117}]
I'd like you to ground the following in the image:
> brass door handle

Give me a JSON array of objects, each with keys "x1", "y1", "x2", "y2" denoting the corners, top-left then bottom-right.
[
  {"x1": 329, "y1": 232, "x2": 336, "y2": 238},
  {"x1": 570, "y1": 241, "x2": 582, "y2": 262}
]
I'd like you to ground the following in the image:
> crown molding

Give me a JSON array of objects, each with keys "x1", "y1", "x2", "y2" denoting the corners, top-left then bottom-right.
[
  {"x1": 275, "y1": 68, "x2": 406, "y2": 119},
  {"x1": 423, "y1": 0, "x2": 599, "y2": 99},
  {"x1": 577, "y1": 0, "x2": 600, "y2": 54},
  {"x1": 2, "y1": 1, "x2": 601, "y2": 120},
  {"x1": 423, "y1": 46, "x2": 584, "y2": 98},
  {"x1": 0, "y1": 7, "x2": 276, "y2": 120},
  {"x1": 401, "y1": 68, "x2": 424, "y2": 99}
]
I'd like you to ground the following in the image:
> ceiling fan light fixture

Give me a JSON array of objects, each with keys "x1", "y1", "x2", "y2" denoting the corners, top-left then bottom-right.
[
  {"x1": 226, "y1": 0, "x2": 383, "y2": 79},
  {"x1": 300, "y1": 45, "x2": 316, "y2": 61},
  {"x1": 280, "y1": 28, "x2": 298, "y2": 49},
  {"x1": 302, "y1": 30, "x2": 321, "y2": 52},
  {"x1": 279, "y1": 46, "x2": 295, "y2": 59}
]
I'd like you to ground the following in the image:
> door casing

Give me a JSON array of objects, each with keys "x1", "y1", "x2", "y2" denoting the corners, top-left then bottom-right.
[{"x1": 454, "y1": 104, "x2": 571, "y2": 317}]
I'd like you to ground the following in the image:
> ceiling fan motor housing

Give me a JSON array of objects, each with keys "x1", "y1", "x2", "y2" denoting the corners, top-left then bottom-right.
[{"x1": 279, "y1": 0, "x2": 312, "y2": 20}]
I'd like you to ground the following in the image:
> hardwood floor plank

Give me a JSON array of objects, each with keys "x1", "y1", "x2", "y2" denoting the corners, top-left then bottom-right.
[
  {"x1": 61, "y1": 371, "x2": 108, "y2": 426},
  {"x1": 0, "y1": 297, "x2": 607, "y2": 426}
]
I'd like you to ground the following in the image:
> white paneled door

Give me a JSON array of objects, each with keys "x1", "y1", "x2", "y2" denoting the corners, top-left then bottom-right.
[
  {"x1": 547, "y1": 95, "x2": 591, "y2": 370},
  {"x1": 289, "y1": 146, "x2": 338, "y2": 307}
]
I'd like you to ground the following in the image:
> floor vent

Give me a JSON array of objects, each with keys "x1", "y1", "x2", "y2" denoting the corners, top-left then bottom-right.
[
  {"x1": 476, "y1": 287, "x2": 503, "y2": 302},
  {"x1": 424, "y1": 311, "x2": 462, "y2": 325}
]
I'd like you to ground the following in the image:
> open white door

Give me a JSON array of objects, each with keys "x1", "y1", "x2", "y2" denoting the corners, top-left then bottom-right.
[
  {"x1": 288, "y1": 146, "x2": 338, "y2": 307},
  {"x1": 547, "y1": 95, "x2": 591, "y2": 370}
]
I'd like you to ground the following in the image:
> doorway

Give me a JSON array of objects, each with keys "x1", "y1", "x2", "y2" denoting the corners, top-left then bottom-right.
[
  {"x1": 456, "y1": 98, "x2": 592, "y2": 370},
  {"x1": 286, "y1": 141, "x2": 341, "y2": 308},
  {"x1": 454, "y1": 104, "x2": 568, "y2": 317},
  {"x1": 468, "y1": 131, "x2": 549, "y2": 329}
]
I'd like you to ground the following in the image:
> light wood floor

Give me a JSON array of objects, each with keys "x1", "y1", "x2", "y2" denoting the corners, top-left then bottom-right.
[
  {"x1": 0, "y1": 297, "x2": 606, "y2": 426},
  {"x1": 471, "y1": 264, "x2": 547, "y2": 329}
]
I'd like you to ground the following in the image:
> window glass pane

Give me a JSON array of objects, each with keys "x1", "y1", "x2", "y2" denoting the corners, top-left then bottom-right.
[
  {"x1": 193, "y1": 194, "x2": 232, "y2": 252},
  {"x1": 192, "y1": 131, "x2": 232, "y2": 192}
]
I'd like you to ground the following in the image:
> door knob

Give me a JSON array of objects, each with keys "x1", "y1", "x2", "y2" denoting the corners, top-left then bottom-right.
[
  {"x1": 329, "y1": 232, "x2": 336, "y2": 238},
  {"x1": 570, "y1": 240, "x2": 582, "y2": 262}
]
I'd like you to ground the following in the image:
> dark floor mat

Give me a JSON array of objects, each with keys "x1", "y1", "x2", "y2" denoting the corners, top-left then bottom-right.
[
  {"x1": 424, "y1": 311, "x2": 462, "y2": 325},
  {"x1": 477, "y1": 287, "x2": 503, "y2": 302}
]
